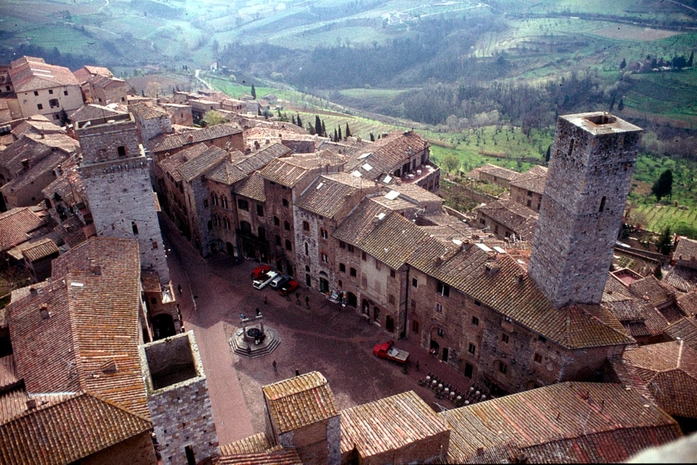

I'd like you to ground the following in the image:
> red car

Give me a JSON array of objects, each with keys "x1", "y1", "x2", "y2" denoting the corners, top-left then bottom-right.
[
  {"x1": 278, "y1": 279, "x2": 299, "y2": 296},
  {"x1": 251, "y1": 265, "x2": 271, "y2": 280},
  {"x1": 373, "y1": 341, "x2": 410, "y2": 364}
]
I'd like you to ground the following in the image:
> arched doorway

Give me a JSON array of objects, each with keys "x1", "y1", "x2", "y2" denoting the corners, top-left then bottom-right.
[
  {"x1": 385, "y1": 315, "x2": 394, "y2": 332},
  {"x1": 347, "y1": 292, "x2": 357, "y2": 308},
  {"x1": 362, "y1": 299, "x2": 370, "y2": 316},
  {"x1": 226, "y1": 242, "x2": 235, "y2": 256},
  {"x1": 152, "y1": 313, "x2": 176, "y2": 340}
]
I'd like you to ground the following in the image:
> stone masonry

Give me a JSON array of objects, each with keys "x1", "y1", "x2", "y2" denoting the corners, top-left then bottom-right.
[{"x1": 529, "y1": 112, "x2": 643, "y2": 309}]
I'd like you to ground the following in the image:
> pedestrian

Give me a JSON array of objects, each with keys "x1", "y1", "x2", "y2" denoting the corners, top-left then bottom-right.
[
  {"x1": 177, "y1": 284, "x2": 182, "y2": 295},
  {"x1": 272, "y1": 360, "x2": 277, "y2": 372},
  {"x1": 305, "y1": 296, "x2": 310, "y2": 308},
  {"x1": 415, "y1": 360, "x2": 420, "y2": 371},
  {"x1": 295, "y1": 369, "x2": 300, "y2": 376},
  {"x1": 256, "y1": 308, "x2": 261, "y2": 316}
]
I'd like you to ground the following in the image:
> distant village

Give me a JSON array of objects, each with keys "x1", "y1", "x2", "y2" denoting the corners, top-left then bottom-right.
[{"x1": 1, "y1": 56, "x2": 697, "y2": 464}]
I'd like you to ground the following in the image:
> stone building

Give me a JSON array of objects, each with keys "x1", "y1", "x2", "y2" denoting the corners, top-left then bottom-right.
[
  {"x1": 529, "y1": 112, "x2": 643, "y2": 309},
  {"x1": 509, "y1": 165, "x2": 547, "y2": 211},
  {"x1": 148, "y1": 123, "x2": 244, "y2": 164},
  {"x1": 139, "y1": 331, "x2": 219, "y2": 465},
  {"x1": 470, "y1": 163, "x2": 519, "y2": 188},
  {"x1": 73, "y1": 65, "x2": 129, "y2": 106},
  {"x1": 475, "y1": 198, "x2": 538, "y2": 241}
]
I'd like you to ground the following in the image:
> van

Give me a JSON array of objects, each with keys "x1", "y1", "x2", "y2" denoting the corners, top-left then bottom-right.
[{"x1": 253, "y1": 270, "x2": 278, "y2": 290}]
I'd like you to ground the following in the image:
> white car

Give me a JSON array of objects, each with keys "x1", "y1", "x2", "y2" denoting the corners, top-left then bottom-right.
[{"x1": 253, "y1": 270, "x2": 278, "y2": 290}]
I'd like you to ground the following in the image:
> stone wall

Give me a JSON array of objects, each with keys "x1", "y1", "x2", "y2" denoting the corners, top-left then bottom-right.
[{"x1": 83, "y1": 431, "x2": 157, "y2": 465}]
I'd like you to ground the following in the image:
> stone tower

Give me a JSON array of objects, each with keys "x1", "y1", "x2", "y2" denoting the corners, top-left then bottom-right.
[
  {"x1": 77, "y1": 113, "x2": 170, "y2": 285},
  {"x1": 528, "y1": 112, "x2": 642, "y2": 309}
]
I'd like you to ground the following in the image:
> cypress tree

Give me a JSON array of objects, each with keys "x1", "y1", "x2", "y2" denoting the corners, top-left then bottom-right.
[
  {"x1": 333, "y1": 128, "x2": 338, "y2": 142},
  {"x1": 251, "y1": 84, "x2": 257, "y2": 99},
  {"x1": 338, "y1": 126, "x2": 342, "y2": 140},
  {"x1": 370, "y1": 133, "x2": 375, "y2": 142},
  {"x1": 688, "y1": 51, "x2": 694, "y2": 67},
  {"x1": 618, "y1": 99, "x2": 624, "y2": 111},
  {"x1": 292, "y1": 115, "x2": 296, "y2": 125},
  {"x1": 321, "y1": 119, "x2": 326, "y2": 137},
  {"x1": 315, "y1": 116, "x2": 322, "y2": 136},
  {"x1": 345, "y1": 123, "x2": 351, "y2": 138},
  {"x1": 296, "y1": 114, "x2": 303, "y2": 128}
]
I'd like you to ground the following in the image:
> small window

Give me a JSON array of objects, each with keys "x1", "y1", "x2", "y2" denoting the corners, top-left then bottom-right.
[
  {"x1": 238, "y1": 199, "x2": 249, "y2": 211},
  {"x1": 274, "y1": 216, "x2": 280, "y2": 226},
  {"x1": 285, "y1": 239, "x2": 292, "y2": 251},
  {"x1": 501, "y1": 333, "x2": 509, "y2": 343},
  {"x1": 362, "y1": 251, "x2": 367, "y2": 261},
  {"x1": 339, "y1": 241, "x2": 346, "y2": 249},
  {"x1": 390, "y1": 269, "x2": 396, "y2": 278},
  {"x1": 131, "y1": 222, "x2": 139, "y2": 235},
  {"x1": 437, "y1": 281, "x2": 450, "y2": 297},
  {"x1": 321, "y1": 228, "x2": 328, "y2": 239},
  {"x1": 34, "y1": 91, "x2": 39, "y2": 96},
  {"x1": 304, "y1": 242, "x2": 309, "y2": 255},
  {"x1": 152, "y1": 241, "x2": 158, "y2": 249},
  {"x1": 339, "y1": 263, "x2": 346, "y2": 273},
  {"x1": 474, "y1": 299, "x2": 481, "y2": 307},
  {"x1": 303, "y1": 221, "x2": 310, "y2": 231},
  {"x1": 389, "y1": 294, "x2": 395, "y2": 305},
  {"x1": 437, "y1": 328, "x2": 445, "y2": 338},
  {"x1": 49, "y1": 98, "x2": 59, "y2": 108},
  {"x1": 257, "y1": 204, "x2": 264, "y2": 216},
  {"x1": 538, "y1": 335, "x2": 546, "y2": 343},
  {"x1": 282, "y1": 198, "x2": 289, "y2": 207},
  {"x1": 472, "y1": 316, "x2": 479, "y2": 326},
  {"x1": 203, "y1": 199, "x2": 209, "y2": 208},
  {"x1": 375, "y1": 260, "x2": 381, "y2": 271},
  {"x1": 275, "y1": 235, "x2": 281, "y2": 246},
  {"x1": 435, "y1": 303, "x2": 443, "y2": 313},
  {"x1": 284, "y1": 221, "x2": 290, "y2": 231},
  {"x1": 321, "y1": 253, "x2": 328, "y2": 263},
  {"x1": 350, "y1": 267, "x2": 356, "y2": 277},
  {"x1": 498, "y1": 362, "x2": 508, "y2": 374},
  {"x1": 48, "y1": 89, "x2": 53, "y2": 94},
  {"x1": 534, "y1": 353, "x2": 542, "y2": 364},
  {"x1": 412, "y1": 278, "x2": 418, "y2": 288},
  {"x1": 468, "y1": 343, "x2": 476, "y2": 354},
  {"x1": 37, "y1": 103, "x2": 43, "y2": 110},
  {"x1": 412, "y1": 320, "x2": 419, "y2": 333},
  {"x1": 599, "y1": 196, "x2": 606, "y2": 213},
  {"x1": 151, "y1": 297, "x2": 157, "y2": 304},
  {"x1": 117, "y1": 146, "x2": 126, "y2": 158},
  {"x1": 64, "y1": 90, "x2": 69, "y2": 96}
]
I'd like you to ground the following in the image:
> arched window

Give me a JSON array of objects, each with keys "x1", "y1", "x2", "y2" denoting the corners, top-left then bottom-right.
[
  {"x1": 258, "y1": 226, "x2": 266, "y2": 240},
  {"x1": 117, "y1": 146, "x2": 127, "y2": 158},
  {"x1": 303, "y1": 221, "x2": 310, "y2": 231},
  {"x1": 212, "y1": 193, "x2": 218, "y2": 206},
  {"x1": 131, "y1": 221, "x2": 139, "y2": 235},
  {"x1": 284, "y1": 221, "x2": 290, "y2": 231},
  {"x1": 599, "y1": 196, "x2": 606, "y2": 213}
]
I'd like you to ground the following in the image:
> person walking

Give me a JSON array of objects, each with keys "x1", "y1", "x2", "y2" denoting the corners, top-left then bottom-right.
[
  {"x1": 272, "y1": 360, "x2": 277, "y2": 373},
  {"x1": 295, "y1": 369, "x2": 300, "y2": 376},
  {"x1": 177, "y1": 284, "x2": 182, "y2": 295}
]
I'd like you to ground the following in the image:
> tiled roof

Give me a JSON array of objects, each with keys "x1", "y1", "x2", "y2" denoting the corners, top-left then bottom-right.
[
  {"x1": 665, "y1": 266, "x2": 697, "y2": 293},
  {"x1": 407, "y1": 242, "x2": 633, "y2": 349},
  {"x1": 151, "y1": 123, "x2": 242, "y2": 153},
  {"x1": 73, "y1": 65, "x2": 113, "y2": 83},
  {"x1": 677, "y1": 291, "x2": 697, "y2": 316},
  {"x1": 262, "y1": 371, "x2": 338, "y2": 433},
  {"x1": 215, "y1": 449, "x2": 302, "y2": 465},
  {"x1": 68, "y1": 104, "x2": 126, "y2": 123},
  {"x1": 0, "y1": 134, "x2": 78, "y2": 177},
  {"x1": 235, "y1": 143, "x2": 291, "y2": 175},
  {"x1": 441, "y1": 381, "x2": 681, "y2": 464},
  {"x1": 348, "y1": 130, "x2": 428, "y2": 175},
  {"x1": 474, "y1": 163, "x2": 519, "y2": 182},
  {"x1": 476, "y1": 199, "x2": 538, "y2": 240},
  {"x1": 296, "y1": 172, "x2": 372, "y2": 220},
  {"x1": 129, "y1": 102, "x2": 170, "y2": 120},
  {"x1": 234, "y1": 172, "x2": 266, "y2": 202},
  {"x1": 509, "y1": 165, "x2": 548, "y2": 193},
  {"x1": 220, "y1": 432, "x2": 272, "y2": 456},
  {"x1": 41, "y1": 159, "x2": 86, "y2": 207},
  {"x1": 388, "y1": 183, "x2": 443, "y2": 204},
  {"x1": 332, "y1": 199, "x2": 392, "y2": 247},
  {"x1": 1, "y1": 149, "x2": 70, "y2": 192},
  {"x1": 177, "y1": 145, "x2": 228, "y2": 182},
  {"x1": 628, "y1": 275, "x2": 675, "y2": 309},
  {"x1": 359, "y1": 212, "x2": 430, "y2": 270},
  {"x1": 674, "y1": 236, "x2": 697, "y2": 263},
  {"x1": 0, "y1": 207, "x2": 47, "y2": 251},
  {"x1": 665, "y1": 318, "x2": 697, "y2": 352},
  {"x1": 0, "y1": 388, "x2": 30, "y2": 423},
  {"x1": 340, "y1": 390, "x2": 449, "y2": 458},
  {"x1": 159, "y1": 143, "x2": 209, "y2": 183},
  {"x1": 0, "y1": 392, "x2": 152, "y2": 465},
  {"x1": 206, "y1": 152, "x2": 247, "y2": 185},
  {"x1": 622, "y1": 341, "x2": 697, "y2": 418},
  {"x1": 10, "y1": 238, "x2": 149, "y2": 419},
  {"x1": 21, "y1": 237, "x2": 59, "y2": 262},
  {"x1": 0, "y1": 356, "x2": 19, "y2": 392},
  {"x1": 9, "y1": 56, "x2": 79, "y2": 92},
  {"x1": 11, "y1": 116, "x2": 65, "y2": 138},
  {"x1": 259, "y1": 156, "x2": 315, "y2": 188}
]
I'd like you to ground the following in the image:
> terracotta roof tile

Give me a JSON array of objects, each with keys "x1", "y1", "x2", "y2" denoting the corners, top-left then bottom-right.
[
  {"x1": 220, "y1": 432, "x2": 272, "y2": 456},
  {"x1": 359, "y1": 212, "x2": 430, "y2": 270},
  {"x1": 9, "y1": 57, "x2": 80, "y2": 92},
  {"x1": 340, "y1": 390, "x2": 449, "y2": 458},
  {"x1": 345, "y1": 131, "x2": 428, "y2": 177},
  {"x1": 441, "y1": 382, "x2": 681, "y2": 464},
  {"x1": 628, "y1": 276, "x2": 676, "y2": 309},
  {"x1": 159, "y1": 143, "x2": 209, "y2": 183},
  {"x1": 296, "y1": 172, "x2": 373, "y2": 220},
  {"x1": 215, "y1": 449, "x2": 302, "y2": 465},
  {"x1": 677, "y1": 292, "x2": 697, "y2": 317},
  {"x1": 0, "y1": 207, "x2": 47, "y2": 251},
  {"x1": 622, "y1": 341, "x2": 697, "y2": 418},
  {"x1": 0, "y1": 356, "x2": 19, "y2": 392},
  {"x1": 474, "y1": 163, "x2": 519, "y2": 182},
  {"x1": 151, "y1": 123, "x2": 241, "y2": 153},
  {"x1": 674, "y1": 236, "x2": 697, "y2": 265},
  {"x1": 41, "y1": 159, "x2": 87, "y2": 208},
  {"x1": 21, "y1": 238, "x2": 59, "y2": 262},
  {"x1": 332, "y1": 199, "x2": 391, "y2": 247},
  {"x1": 206, "y1": 152, "x2": 247, "y2": 185},
  {"x1": 177, "y1": 145, "x2": 228, "y2": 182},
  {"x1": 68, "y1": 104, "x2": 126, "y2": 123},
  {"x1": 0, "y1": 392, "x2": 152, "y2": 465},
  {"x1": 476, "y1": 199, "x2": 538, "y2": 240},
  {"x1": 262, "y1": 371, "x2": 338, "y2": 433},
  {"x1": 234, "y1": 172, "x2": 266, "y2": 202},
  {"x1": 509, "y1": 165, "x2": 548, "y2": 194},
  {"x1": 665, "y1": 317, "x2": 697, "y2": 352},
  {"x1": 665, "y1": 266, "x2": 697, "y2": 293}
]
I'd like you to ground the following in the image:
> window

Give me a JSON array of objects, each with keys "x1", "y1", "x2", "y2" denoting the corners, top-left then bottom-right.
[
  {"x1": 435, "y1": 303, "x2": 443, "y2": 313},
  {"x1": 437, "y1": 281, "x2": 450, "y2": 297},
  {"x1": 257, "y1": 204, "x2": 264, "y2": 216},
  {"x1": 437, "y1": 328, "x2": 445, "y2": 338},
  {"x1": 274, "y1": 216, "x2": 280, "y2": 226},
  {"x1": 373, "y1": 307, "x2": 380, "y2": 322},
  {"x1": 534, "y1": 353, "x2": 542, "y2": 364},
  {"x1": 203, "y1": 199, "x2": 209, "y2": 208},
  {"x1": 389, "y1": 294, "x2": 396, "y2": 305},
  {"x1": 221, "y1": 195, "x2": 228, "y2": 209},
  {"x1": 361, "y1": 251, "x2": 367, "y2": 261},
  {"x1": 37, "y1": 103, "x2": 43, "y2": 110},
  {"x1": 34, "y1": 91, "x2": 39, "y2": 96},
  {"x1": 117, "y1": 146, "x2": 126, "y2": 158},
  {"x1": 375, "y1": 260, "x2": 381, "y2": 271},
  {"x1": 282, "y1": 198, "x2": 289, "y2": 207},
  {"x1": 350, "y1": 267, "x2": 356, "y2": 277},
  {"x1": 131, "y1": 222, "x2": 139, "y2": 235},
  {"x1": 152, "y1": 241, "x2": 158, "y2": 249},
  {"x1": 472, "y1": 316, "x2": 479, "y2": 326},
  {"x1": 498, "y1": 362, "x2": 508, "y2": 374},
  {"x1": 412, "y1": 278, "x2": 418, "y2": 288},
  {"x1": 599, "y1": 196, "x2": 606, "y2": 213},
  {"x1": 412, "y1": 320, "x2": 419, "y2": 334},
  {"x1": 347, "y1": 245, "x2": 354, "y2": 253},
  {"x1": 64, "y1": 90, "x2": 68, "y2": 96},
  {"x1": 538, "y1": 335, "x2": 546, "y2": 343},
  {"x1": 284, "y1": 221, "x2": 290, "y2": 231},
  {"x1": 339, "y1": 241, "x2": 346, "y2": 249},
  {"x1": 49, "y1": 98, "x2": 59, "y2": 108},
  {"x1": 238, "y1": 199, "x2": 249, "y2": 211},
  {"x1": 468, "y1": 343, "x2": 476, "y2": 355},
  {"x1": 275, "y1": 235, "x2": 281, "y2": 246},
  {"x1": 258, "y1": 226, "x2": 266, "y2": 241},
  {"x1": 285, "y1": 239, "x2": 292, "y2": 251},
  {"x1": 474, "y1": 299, "x2": 481, "y2": 307},
  {"x1": 240, "y1": 221, "x2": 251, "y2": 234},
  {"x1": 321, "y1": 253, "x2": 328, "y2": 263},
  {"x1": 390, "y1": 269, "x2": 396, "y2": 278},
  {"x1": 303, "y1": 221, "x2": 310, "y2": 231},
  {"x1": 501, "y1": 333, "x2": 509, "y2": 343},
  {"x1": 304, "y1": 242, "x2": 309, "y2": 255},
  {"x1": 339, "y1": 263, "x2": 346, "y2": 272},
  {"x1": 212, "y1": 193, "x2": 218, "y2": 206},
  {"x1": 320, "y1": 228, "x2": 328, "y2": 239},
  {"x1": 48, "y1": 89, "x2": 53, "y2": 94}
]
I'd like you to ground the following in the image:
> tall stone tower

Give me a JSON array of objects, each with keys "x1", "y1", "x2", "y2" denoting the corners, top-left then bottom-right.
[
  {"x1": 77, "y1": 113, "x2": 170, "y2": 285},
  {"x1": 528, "y1": 112, "x2": 642, "y2": 309}
]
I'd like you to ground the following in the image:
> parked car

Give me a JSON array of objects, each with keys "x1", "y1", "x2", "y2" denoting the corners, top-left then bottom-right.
[
  {"x1": 372, "y1": 341, "x2": 410, "y2": 365},
  {"x1": 253, "y1": 270, "x2": 278, "y2": 290},
  {"x1": 251, "y1": 265, "x2": 271, "y2": 280},
  {"x1": 270, "y1": 274, "x2": 290, "y2": 289},
  {"x1": 278, "y1": 279, "x2": 299, "y2": 296}
]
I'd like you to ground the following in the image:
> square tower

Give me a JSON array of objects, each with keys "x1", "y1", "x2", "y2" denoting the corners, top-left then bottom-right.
[
  {"x1": 77, "y1": 113, "x2": 170, "y2": 284},
  {"x1": 528, "y1": 112, "x2": 642, "y2": 309}
]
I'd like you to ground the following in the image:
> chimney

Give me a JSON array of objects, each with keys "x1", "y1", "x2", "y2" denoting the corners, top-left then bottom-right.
[
  {"x1": 477, "y1": 447, "x2": 484, "y2": 456},
  {"x1": 39, "y1": 303, "x2": 50, "y2": 320},
  {"x1": 29, "y1": 287, "x2": 37, "y2": 295},
  {"x1": 26, "y1": 399, "x2": 37, "y2": 410},
  {"x1": 516, "y1": 273, "x2": 524, "y2": 285},
  {"x1": 21, "y1": 159, "x2": 29, "y2": 171}
]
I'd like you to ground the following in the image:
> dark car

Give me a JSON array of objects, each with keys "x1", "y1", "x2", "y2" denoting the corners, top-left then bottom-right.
[
  {"x1": 251, "y1": 265, "x2": 271, "y2": 280},
  {"x1": 278, "y1": 279, "x2": 299, "y2": 296},
  {"x1": 270, "y1": 274, "x2": 291, "y2": 289}
]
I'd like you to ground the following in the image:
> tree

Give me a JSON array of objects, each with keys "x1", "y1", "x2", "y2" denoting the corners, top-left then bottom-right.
[
  {"x1": 345, "y1": 123, "x2": 351, "y2": 138},
  {"x1": 202, "y1": 110, "x2": 227, "y2": 127},
  {"x1": 656, "y1": 226, "x2": 674, "y2": 255},
  {"x1": 617, "y1": 99, "x2": 624, "y2": 112},
  {"x1": 58, "y1": 108, "x2": 70, "y2": 127},
  {"x1": 315, "y1": 115, "x2": 322, "y2": 136},
  {"x1": 251, "y1": 84, "x2": 257, "y2": 100},
  {"x1": 338, "y1": 126, "x2": 342, "y2": 140},
  {"x1": 544, "y1": 145, "x2": 551, "y2": 164},
  {"x1": 619, "y1": 58, "x2": 626, "y2": 69},
  {"x1": 440, "y1": 153, "x2": 460, "y2": 173},
  {"x1": 370, "y1": 133, "x2": 375, "y2": 142},
  {"x1": 333, "y1": 128, "x2": 338, "y2": 142},
  {"x1": 688, "y1": 51, "x2": 694, "y2": 67},
  {"x1": 296, "y1": 114, "x2": 303, "y2": 128},
  {"x1": 651, "y1": 169, "x2": 673, "y2": 201}
]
